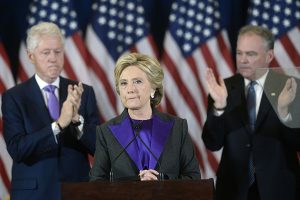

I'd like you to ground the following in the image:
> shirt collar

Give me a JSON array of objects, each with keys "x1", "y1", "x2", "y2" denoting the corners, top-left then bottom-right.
[
  {"x1": 244, "y1": 69, "x2": 269, "y2": 88},
  {"x1": 35, "y1": 74, "x2": 60, "y2": 90}
]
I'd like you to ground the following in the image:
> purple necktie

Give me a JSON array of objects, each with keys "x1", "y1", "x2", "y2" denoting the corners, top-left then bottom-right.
[{"x1": 43, "y1": 85, "x2": 60, "y2": 120}]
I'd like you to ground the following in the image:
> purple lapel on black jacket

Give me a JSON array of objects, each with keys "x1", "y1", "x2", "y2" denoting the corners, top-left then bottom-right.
[{"x1": 108, "y1": 109, "x2": 174, "y2": 170}]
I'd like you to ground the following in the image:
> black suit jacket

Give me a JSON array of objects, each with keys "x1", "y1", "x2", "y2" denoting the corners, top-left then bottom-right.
[
  {"x1": 202, "y1": 72, "x2": 300, "y2": 200},
  {"x1": 2, "y1": 76, "x2": 100, "y2": 200},
  {"x1": 90, "y1": 108, "x2": 201, "y2": 181}
]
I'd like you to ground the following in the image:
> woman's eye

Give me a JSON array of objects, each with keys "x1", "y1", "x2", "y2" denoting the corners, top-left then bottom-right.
[
  {"x1": 120, "y1": 82, "x2": 127, "y2": 86},
  {"x1": 133, "y1": 80, "x2": 142, "y2": 84}
]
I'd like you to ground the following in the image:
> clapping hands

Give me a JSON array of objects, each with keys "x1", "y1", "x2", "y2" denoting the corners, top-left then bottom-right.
[{"x1": 57, "y1": 82, "x2": 84, "y2": 128}]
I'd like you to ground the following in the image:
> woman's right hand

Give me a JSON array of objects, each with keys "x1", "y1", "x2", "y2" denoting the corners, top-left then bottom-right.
[{"x1": 139, "y1": 169, "x2": 159, "y2": 181}]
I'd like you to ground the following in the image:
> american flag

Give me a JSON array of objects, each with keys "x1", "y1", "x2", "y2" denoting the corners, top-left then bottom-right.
[
  {"x1": 0, "y1": 40, "x2": 14, "y2": 200},
  {"x1": 161, "y1": 0, "x2": 235, "y2": 178},
  {"x1": 18, "y1": 0, "x2": 92, "y2": 86},
  {"x1": 247, "y1": 0, "x2": 300, "y2": 74},
  {"x1": 85, "y1": 0, "x2": 159, "y2": 121}
]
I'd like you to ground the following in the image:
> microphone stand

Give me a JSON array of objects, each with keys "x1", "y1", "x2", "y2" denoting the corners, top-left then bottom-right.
[{"x1": 109, "y1": 123, "x2": 143, "y2": 182}]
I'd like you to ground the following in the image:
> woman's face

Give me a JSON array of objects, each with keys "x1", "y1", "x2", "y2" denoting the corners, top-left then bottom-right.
[{"x1": 118, "y1": 65, "x2": 155, "y2": 113}]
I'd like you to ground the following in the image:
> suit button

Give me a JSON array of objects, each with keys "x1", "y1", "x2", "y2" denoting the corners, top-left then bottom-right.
[{"x1": 246, "y1": 144, "x2": 251, "y2": 148}]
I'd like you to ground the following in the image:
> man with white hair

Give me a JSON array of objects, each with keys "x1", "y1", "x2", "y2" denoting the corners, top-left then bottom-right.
[{"x1": 1, "y1": 22, "x2": 100, "y2": 200}]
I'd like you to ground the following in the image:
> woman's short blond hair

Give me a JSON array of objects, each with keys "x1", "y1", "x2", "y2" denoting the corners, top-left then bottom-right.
[{"x1": 114, "y1": 53, "x2": 164, "y2": 107}]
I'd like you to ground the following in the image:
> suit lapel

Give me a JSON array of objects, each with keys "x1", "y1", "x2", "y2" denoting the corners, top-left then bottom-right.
[
  {"x1": 149, "y1": 113, "x2": 174, "y2": 169},
  {"x1": 108, "y1": 112, "x2": 142, "y2": 170},
  {"x1": 256, "y1": 71, "x2": 284, "y2": 130},
  {"x1": 228, "y1": 75, "x2": 249, "y2": 128},
  {"x1": 58, "y1": 77, "x2": 69, "y2": 108},
  {"x1": 27, "y1": 76, "x2": 53, "y2": 122}
]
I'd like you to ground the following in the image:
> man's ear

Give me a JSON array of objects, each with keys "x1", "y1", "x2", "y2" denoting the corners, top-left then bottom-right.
[
  {"x1": 27, "y1": 50, "x2": 34, "y2": 64},
  {"x1": 266, "y1": 49, "x2": 274, "y2": 64}
]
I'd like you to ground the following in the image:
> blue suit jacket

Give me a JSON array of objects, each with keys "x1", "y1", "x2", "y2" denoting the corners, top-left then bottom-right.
[
  {"x1": 2, "y1": 76, "x2": 100, "y2": 200},
  {"x1": 202, "y1": 72, "x2": 300, "y2": 200}
]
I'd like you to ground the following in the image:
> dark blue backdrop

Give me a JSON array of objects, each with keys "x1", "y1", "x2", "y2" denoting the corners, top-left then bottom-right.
[{"x1": 0, "y1": 0, "x2": 250, "y2": 77}]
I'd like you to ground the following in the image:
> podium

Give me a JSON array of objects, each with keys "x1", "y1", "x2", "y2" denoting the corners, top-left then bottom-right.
[{"x1": 61, "y1": 179, "x2": 214, "y2": 200}]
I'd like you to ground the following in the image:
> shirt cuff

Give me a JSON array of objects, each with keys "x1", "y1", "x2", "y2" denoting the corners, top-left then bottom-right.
[
  {"x1": 51, "y1": 122, "x2": 61, "y2": 143},
  {"x1": 75, "y1": 115, "x2": 84, "y2": 140},
  {"x1": 279, "y1": 112, "x2": 292, "y2": 123}
]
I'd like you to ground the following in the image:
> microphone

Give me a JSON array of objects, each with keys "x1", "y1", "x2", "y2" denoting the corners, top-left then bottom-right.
[
  {"x1": 136, "y1": 133, "x2": 165, "y2": 181},
  {"x1": 109, "y1": 123, "x2": 143, "y2": 182}
]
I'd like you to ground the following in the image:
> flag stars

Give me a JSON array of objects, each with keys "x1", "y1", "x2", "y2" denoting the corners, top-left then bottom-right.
[
  {"x1": 98, "y1": 17, "x2": 106, "y2": 25},
  {"x1": 190, "y1": 0, "x2": 197, "y2": 6},
  {"x1": 125, "y1": 36, "x2": 132, "y2": 44},
  {"x1": 206, "y1": 6, "x2": 213, "y2": 14},
  {"x1": 195, "y1": 25, "x2": 202, "y2": 33},
  {"x1": 49, "y1": 14, "x2": 57, "y2": 21},
  {"x1": 253, "y1": 0, "x2": 261, "y2": 5},
  {"x1": 92, "y1": 3, "x2": 98, "y2": 10},
  {"x1": 137, "y1": 6, "x2": 144, "y2": 14},
  {"x1": 126, "y1": 14, "x2": 134, "y2": 22},
  {"x1": 205, "y1": 17, "x2": 213, "y2": 26},
  {"x1": 193, "y1": 36, "x2": 200, "y2": 44},
  {"x1": 252, "y1": 9, "x2": 259, "y2": 17},
  {"x1": 126, "y1": 25, "x2": 133, "y2": 33},
  {"x1": 179, "y1": 6, "x2": 186, "y2": 14},
  {"x1": 70, "y1": 11, "x2": 77, "y2": 18},
  {"x1": 196, "y1": 13, "x2": 204, "y2": 21},
  {"x1": 127, "y1": 2, "x2": 135, "y2": 10},
  {"x1": 284, "y1": 8, "x2": 291, "y2": 16},
  {"x1": 198, "y1": 2, "x2": 205, "y2": 10},
  {"x1": 41, "y1": 0, "x2": 48, "y2": 6},
  {"x1": 39, "y1": 10, "x2": 47, "y2": 18},
  {"x1": 108, "y1": 19, "x2": 116, "y2": 28},
  {"x1": 283, "y1": 19, "x2": 290, "y2": 27},
  {"x1": 178, "y1": 17, "x2": 184, "y2": 25},
  {"x1": 272, "y1": 16, "x2": 280, "y2": 24},
  {"x1": 28, "y1": 17, "x2": 36, "y2": 25},
  {"x1": 118, "y1": 11, "x2": 124, "y2": 19},
  {"x1": 273, "y1": 4, "x2": 280, "y2": 12},
  {"x1": 109, "y1": 8, "x2": 117, "y2": 16},
  {"x1": 61, "y1": 6, "x2": 68, "y2": 14},
  {"x1": 69, "y1": 21, "x2": 77, "y2": 30},
  {"x1": 30, "y1": 5, "x2": 37, "y2": 13},
  {"x1": 51, "y1": 2, "x2": 58, "y2": 10},
  {"x1": 183, "y1": 43, "x2": 191, "y2": 52},
  {"x1": 214, "y1": 22, "x2": 220, "y2": 30},
  {"x1": 263, "y1": 1, "x2": 270, "y2": 9},
  {"x1": 262, "y1": 13, "x2": 269, "y2": 20},
  {"x1": 108, "y1": 31, "x2": 116, "y2": 39},
  {"x1": 99, "y1": 5, "x2": 107, "y2": 14},
  {"x1": 59, "y1": 17, "x2": 67, "y2": 26},
  {"x1": 136, "y1": 28, "x2": 143, "y2": 36},
  {"x1": 137, "y1": 17, "x2": 144, "y2": 25},
  {"x1": 184, "y1": 32, "x2": 192, "y2": 40},
  {"x1": 170, "y1": 14, "x2": 176, "y2": 22},
  {"x1": 296, "y1": 11, "x2": 300, "y2": 19},
  {"x1": 187, "y1": 9, "x2": 195, "y2": 17},
  {"x1": 176, "y1": 29, "x2": 183, "y2": 37},
  {"x1": 271, "y1": 27, "x2": 279, "y2": 35},
  {"x1": 203, "y1": 29, "x2": 211, "y2": 37},
  {"x1": 186, "y1": 20, "x2": 193, "y2": 29}
]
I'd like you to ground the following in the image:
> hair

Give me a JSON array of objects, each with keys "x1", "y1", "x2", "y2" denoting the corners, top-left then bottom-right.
[
  {"x1": 114, "y1": 53, "x2": 164, "y2": 107},
  {"x1": 238, "y1": 25, "x2": 275, "y2": 50},
  {"x1": 26, "y1": 22, "x2": 64, "y2": 52}
]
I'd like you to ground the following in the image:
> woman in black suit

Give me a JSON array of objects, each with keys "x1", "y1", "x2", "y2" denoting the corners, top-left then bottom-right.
[{"x1": 90, "y1": 53, "x2": 201, "y2": 181}]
